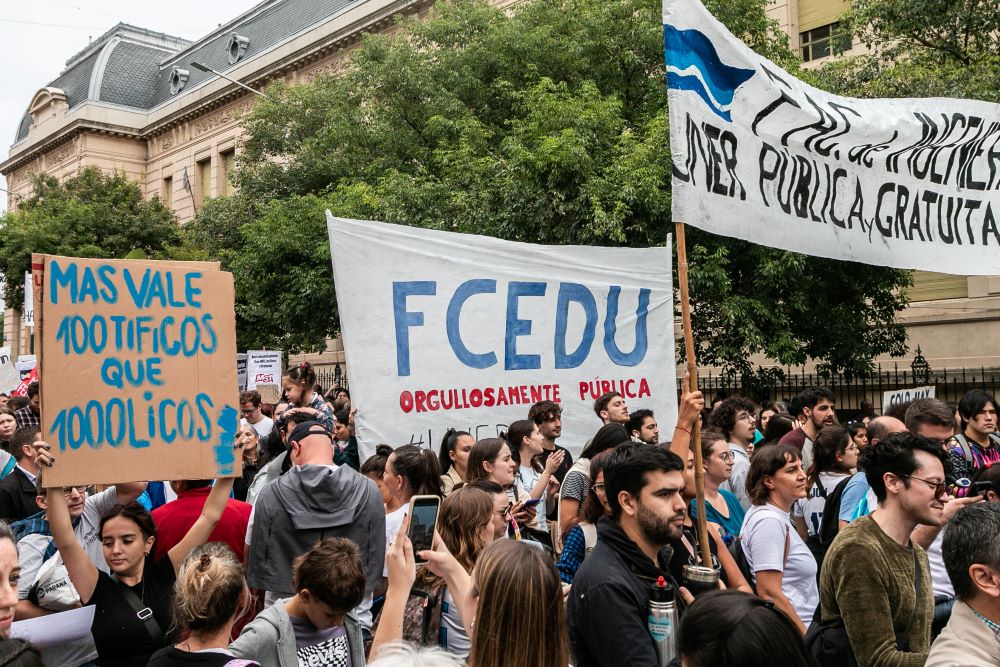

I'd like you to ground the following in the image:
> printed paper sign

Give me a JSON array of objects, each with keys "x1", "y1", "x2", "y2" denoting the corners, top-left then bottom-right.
[
  {"x1": 665, "y1": 0, "x2": 1000, "y2": 274},
  {"x1": 35, "y1": 254, "x2": 240, "y2": 486},
  {"x1": 236, "y1": 353, "x2": 248, "y2": 392},
  {"x1": 0, "y1": 348, "x2": 20, "y2": 395},
  {"x1": 882, "y1": 385, "x2": 936, "y2": 414},
  {"x1": 327, "y1": 215, "x2": 678, "y2": 460},
  {"x1": 246, "y1": 351, "x2": 282, "y2": 390}
]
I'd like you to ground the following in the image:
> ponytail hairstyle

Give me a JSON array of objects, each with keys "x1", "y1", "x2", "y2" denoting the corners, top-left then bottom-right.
[
  {"x1": 438, "y1": 429, "x2": 472, "y2": 474},
  {"x1": 391, "y1": 445, "x2": 443, "y2": 497},
  {"x1": 283, "y1": 362, "x2": 316, "y2": 405},
  {"x1": 506, "y1": 420, "x2": 541, "y2": 472},
  {"x1": 173, "y1": 543, "x2": 246, "y2": 636},
  {"x1": 361, "y1": 445, "x2": 394, "y2": 477}
]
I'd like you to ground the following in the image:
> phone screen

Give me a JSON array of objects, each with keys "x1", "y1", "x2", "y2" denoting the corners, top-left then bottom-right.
[{"x1": 408, "y1": 496, "x2": 440, "y2": 557}]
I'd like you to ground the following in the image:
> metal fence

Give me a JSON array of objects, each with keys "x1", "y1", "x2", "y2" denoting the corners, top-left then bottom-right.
[
  {"x1": 688, "y1": 364, "x2": 1000, "y2": 420},
  {"x1": 315, "y1": 362, "x2": 349, "y2": 394}
]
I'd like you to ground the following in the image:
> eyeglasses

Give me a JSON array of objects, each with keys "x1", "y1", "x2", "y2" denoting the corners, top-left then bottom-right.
[
  {"x1": 500, "y1": 502, "x2": 513, "y2": 517},
  {"x1": 591, "y1": 483, "x2": 606, "y2": 495},
  {"x1": 717, "y1": 452, "x2": 735, "y2": 461},
  {"x1": 59, "y1": 486, "x2": 88, "y2": 496},
  {"x1": 736, "y1": 413, "x2": 755, "y2": 423},
  {"x1": 900, "y1": 474, "x2": 947, "y2": 498},
  {"x1": 240, "y1": 407, "x2": 256, "y2": 415}
]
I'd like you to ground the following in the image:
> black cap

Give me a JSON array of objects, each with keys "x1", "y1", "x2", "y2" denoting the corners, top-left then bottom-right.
[{"x1": 288, "y1": 420, "x2": 331, "y2": 445}]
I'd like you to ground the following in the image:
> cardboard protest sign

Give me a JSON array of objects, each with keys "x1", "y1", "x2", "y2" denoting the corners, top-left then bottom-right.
[
  {"x1": 34, "y1": 254, "x2": 241, "y2": 486},
  {"x1": 0, "y1": 348, "x2": 20, "y2": 395},
  {"x1": 882, "y1": 385, "x2": 936, "y2": 414},
  {"x1": 327, "y1": 214, "x2": 678, "y2": 460},
  {"x1": 665, "y1": 0, "x2": 1000, "y2": 274}
]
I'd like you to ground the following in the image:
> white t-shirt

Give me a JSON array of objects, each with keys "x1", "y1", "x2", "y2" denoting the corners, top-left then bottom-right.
[
  {"x1": 723, "y1": 443, "x2": 752, "y2": 510},
  {"x1": 741, "y1": 503, "x2": 819, "y2": 628},
  {"x1": 440, "y1": 587, "x2": 470, "y2": 658},
  {"x1": 927, "y1": 531, "x2": 954, "y2": 599},
  {"x1": 792, "y1": 472, "x2": 851, "y2": 537},
  {"x1": 384, "y1": 503, "x2": 409, "y2": 577},
  {"x1": 18, "y1": 486, "x2": 119, "y2": 599},
  {"x1": 241, "y1": 415, "x2": 274, "y2": 440},
  {"x1": 517, "y1": 465, "x2": 548, "y2": 531}
]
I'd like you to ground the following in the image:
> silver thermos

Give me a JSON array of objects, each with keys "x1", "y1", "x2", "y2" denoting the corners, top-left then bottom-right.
[{"x1": 648, "y1": 575, "x2": 678, "y2": 665}]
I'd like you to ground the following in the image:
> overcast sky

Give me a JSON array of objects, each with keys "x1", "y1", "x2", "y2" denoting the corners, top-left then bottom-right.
[{"x1": 0, "y1": 0, "x2": 259, "y2": 213}]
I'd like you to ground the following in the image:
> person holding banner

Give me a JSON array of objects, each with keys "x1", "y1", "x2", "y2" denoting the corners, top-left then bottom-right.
[
  {"x1": 37, "y1": 445, "x2": 237, "y2": 666},
  {"x1": 275, "y1": 363, "x2": 334, "y2": 434}
]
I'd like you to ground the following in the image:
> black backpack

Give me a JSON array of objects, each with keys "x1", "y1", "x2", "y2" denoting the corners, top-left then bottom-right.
[{"x1": 816, "y1": 476, "x2": 853, "y2": 547}]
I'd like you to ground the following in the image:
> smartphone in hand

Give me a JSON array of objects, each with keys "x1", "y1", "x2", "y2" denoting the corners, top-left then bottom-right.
[{"x1": 407, "y1": 495, "x2": 441, "y2": 563}]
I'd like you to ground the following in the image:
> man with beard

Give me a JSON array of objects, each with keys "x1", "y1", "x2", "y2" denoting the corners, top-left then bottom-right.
[
  {"x1": 568, "y1": 443, "x2": 686, "y2": 667},
  {"x1": 818, "y1": 432, "x2": 947, "y2": 666},
  {"x1": 781, "y1": 387, "x2": 837, "y2": 470}
]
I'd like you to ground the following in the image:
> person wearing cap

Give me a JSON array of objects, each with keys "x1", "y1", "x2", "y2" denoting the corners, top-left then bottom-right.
[{"x1": 245, "y1": 420, "x2": 385, "y2": 621}]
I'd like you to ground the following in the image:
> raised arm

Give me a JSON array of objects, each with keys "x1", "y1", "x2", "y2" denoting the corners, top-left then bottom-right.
[
  {"x1": 36, "y1": 448, "x2": 100, "y2": 604},
  {"x1": 167, "y1": 476, "x2": 235, "y2": 571},
  {"x1": 114, "y1": 482, "x2": 148, "y2": 505},
  {"x1": 670, "y1": 372, "x2": 704, "y2": 461}
]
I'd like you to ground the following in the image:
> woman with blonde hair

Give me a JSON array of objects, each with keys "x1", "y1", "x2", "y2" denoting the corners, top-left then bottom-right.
[{"x1": 147, "y1": 543, "x2": 260, "y2": 666}]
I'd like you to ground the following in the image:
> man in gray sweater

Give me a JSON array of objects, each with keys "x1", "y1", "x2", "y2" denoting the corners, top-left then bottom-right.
[{"x1": 246, "y1": 421, "x2": 385, "y2": 615}]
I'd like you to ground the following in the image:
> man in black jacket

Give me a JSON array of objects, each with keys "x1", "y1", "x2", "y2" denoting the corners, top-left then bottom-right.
[
  {"x1": 568, "y1": 443, "x2": 687, "y2": 667},
  {"x1": 0, "y1": 427, "x2": 44, "y2": 522}
]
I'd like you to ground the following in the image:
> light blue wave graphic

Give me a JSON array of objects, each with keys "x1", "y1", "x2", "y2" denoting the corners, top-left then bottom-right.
[{"x1": 664, "y1": 24, "x2": 755, "y2": 122}]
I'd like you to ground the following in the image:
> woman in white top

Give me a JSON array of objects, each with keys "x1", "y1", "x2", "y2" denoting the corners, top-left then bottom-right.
[
  {"x1": 382, "y1": 445, "x2": 444, "y2": 576},
  {"x1": 507, "y1": 420, "x2": 564, "y2": 533},
  {"x1": 793, "y1": 425, "x2": 858, "y2": 544},
  {"x1": 740, "y1": 443, "x2": 818, "y2": 634}
]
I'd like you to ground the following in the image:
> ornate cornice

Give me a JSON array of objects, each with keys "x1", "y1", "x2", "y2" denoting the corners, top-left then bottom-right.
[{"x1": 3, "y1": 0, "x2": 432, "y2": 175}]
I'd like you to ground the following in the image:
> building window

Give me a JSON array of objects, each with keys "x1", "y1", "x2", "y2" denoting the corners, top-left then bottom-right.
[
  {"x1": 800, "y1": 23, "x2": 851, "y2": 62},
  {"x1": 220, "y1": 149, "x2": 236, "y2": 197},
  {"x1": 197, "y1": 157, "x2": 212, "y2": 204},
  {"x1": 162, "y1": 176, "x2": 173, "y2": 209}
]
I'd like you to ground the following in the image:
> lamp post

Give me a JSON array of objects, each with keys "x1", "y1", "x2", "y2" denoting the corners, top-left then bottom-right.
[
  {"x1": 911, "y1": 346, "x2": 932, "y2": 384},
  {"x1": 190, "y1": 61, "x2": 272, "y2": 100}
]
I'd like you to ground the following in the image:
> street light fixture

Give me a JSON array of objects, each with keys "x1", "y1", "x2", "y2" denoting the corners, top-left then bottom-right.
[
  {"x1": 189, "y1": 61, "x2": 272, "y2": 100},
  {"x1": 910, "y1": 346, "x2": 932, "y2": 384}
]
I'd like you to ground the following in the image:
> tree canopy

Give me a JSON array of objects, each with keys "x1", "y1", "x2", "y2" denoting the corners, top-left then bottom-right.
[
  {"x1": 188, "y1": 0, "x2": 916, "y2": 382},
  {"x1": 0, "y1": 167, "x2": 179, "y2": 311}
]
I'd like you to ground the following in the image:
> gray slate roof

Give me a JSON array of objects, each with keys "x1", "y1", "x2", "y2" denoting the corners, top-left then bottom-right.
[{"x1": 15, "y1": 0, "x2": 364, "y2": 143}]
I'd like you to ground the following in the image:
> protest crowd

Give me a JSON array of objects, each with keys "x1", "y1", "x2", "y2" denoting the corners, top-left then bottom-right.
[{"x1": 0, "y1": 362, "x2": 996, "y2": 667}]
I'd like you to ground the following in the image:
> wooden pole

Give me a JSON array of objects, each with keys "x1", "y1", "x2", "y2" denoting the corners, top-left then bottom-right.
[{"x1": 675, "y1": 222, "x2": 714, "y2": 569}]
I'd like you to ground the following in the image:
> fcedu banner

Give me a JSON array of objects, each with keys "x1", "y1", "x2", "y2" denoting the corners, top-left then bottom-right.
[
  {"x1": 327, "y1": 215, "x2": 677, "y2": 459},
  {"x1": 664, "y1": 0, "x2": 1000, "y2": 274}
]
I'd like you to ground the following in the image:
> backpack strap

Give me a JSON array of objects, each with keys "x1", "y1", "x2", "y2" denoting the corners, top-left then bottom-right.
[
  {"x1": 814, "y1": 475, "x2": 828, "y2": 500},
  {"x1": 111, "y1": 574, "x2": 163, "y2": 644},
  {"x1": 953, "y1": 434, "x2": 974, "y2": 465}
]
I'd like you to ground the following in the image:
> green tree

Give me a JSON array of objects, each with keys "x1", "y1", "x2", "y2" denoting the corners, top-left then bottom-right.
[
  {"x1": 0, "y1": 167, "x2": 180, "y2": 311},
  {"x1": 208, "y1": 0, "x2": 911, "y2": 381}
]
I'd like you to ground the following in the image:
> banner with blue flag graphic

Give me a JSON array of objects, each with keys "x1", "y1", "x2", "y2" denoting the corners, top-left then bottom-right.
[{"x1": 664, "y1": 0, "x2": 1000, "y2": 275}]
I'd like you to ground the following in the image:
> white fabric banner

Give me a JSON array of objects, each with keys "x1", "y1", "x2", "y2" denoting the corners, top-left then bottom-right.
[
  {"x1": 664, "y1": 0, "x2": 1000, "y2": 274},
  {"x1": 327, "y1": 214, "x2": 678, "y2": 459},
  {"x1": 23, "y1": 272, "x2": 34, "y2": 328}
]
